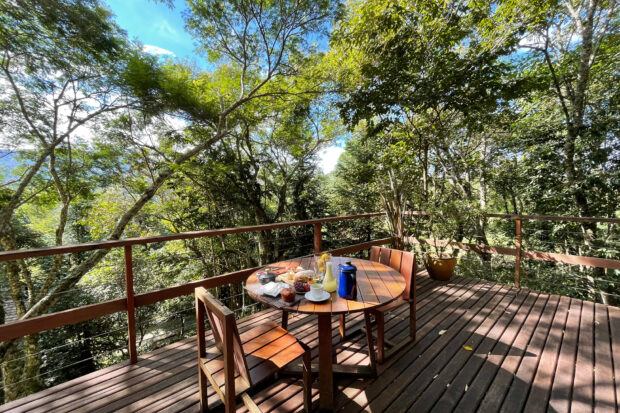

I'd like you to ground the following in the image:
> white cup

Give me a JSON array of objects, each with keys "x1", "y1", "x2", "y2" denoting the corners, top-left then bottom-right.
[{"x1": 310, "y1": 283, "x2": 323, "y2": 299}]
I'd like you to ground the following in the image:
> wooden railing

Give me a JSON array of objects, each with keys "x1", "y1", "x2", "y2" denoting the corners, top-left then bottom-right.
[
  {"x1": 1, "y1": 210, "x2": 618, "y2": 360},
  {"x1": 405, "y1": 212, "x2": 620, "y2": 289},
  {"x1": 0, "y1": 213, "x2": 391, "y2": 363}
]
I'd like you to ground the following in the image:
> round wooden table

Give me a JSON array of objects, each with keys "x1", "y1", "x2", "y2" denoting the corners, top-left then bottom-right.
[{"x1": 246, "y1": 255, "x2": 406, "y2": 411}]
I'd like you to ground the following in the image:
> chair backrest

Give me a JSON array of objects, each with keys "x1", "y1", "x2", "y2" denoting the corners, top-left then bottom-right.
[
  {"x1": 399, "y1": 250, "x2": 416, "y2": 301},
  {"x1": 195, "y1": 287, "x2": 251, "y2": 385},
  {"x1": 370, "y1": 246, "x2": 380, "y2": 262},
  {"x1": 379, "y1": 247, "x2": 391, "y2": 267},
  {"x1": 371, "y1": 247, "x2": 416, "y2": 301}
]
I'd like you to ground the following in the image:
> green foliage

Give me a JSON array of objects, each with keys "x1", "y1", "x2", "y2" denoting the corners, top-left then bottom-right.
[
  {"x1": 0, "y1": 0, "x2": 126, "y2": 71},
  {"x1": 330, "y1": 0, "x2": 528, "y2": 131}
]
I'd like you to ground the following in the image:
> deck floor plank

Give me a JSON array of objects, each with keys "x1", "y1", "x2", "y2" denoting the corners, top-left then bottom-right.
[
  {"x1": 337, "y1": 277, "x2": 484, "y2": 412},
  {"x1": 457, "y1": 292, "x2": 549, "y2": 412},
  {"x1": 548, "y1": 298, "x2": 583, "y2": 413},
  {"x1": 429, "y1": 289, "x2": 538, "y2": 413},
  {"x1": 411, "y1": 288, "x2": 529, "y2": 412},
  {"x1": 360, "y1": 281, "x2": 500, "y2": 412},
  {"x1": 386, "y1": 285, "x2": 515, "y2": 411},
  {"x1": 475, "y1": 292, "x2": 553, "y2": 412},
  {"x1": 592, "y1": 303, "x2": 617, "y2": 413},
  {"x1": 608, "y1": 305, "x2": 620, "y2": 413},
  {"x1": 1, "y1": 274, "x2": 619, "y2": 413},
  {"x1": 522, "y1": 295, "x2": 570, "y2": 413},
  {"x1": 499, "y1": 294, "x2": 561, "y2": 413},
  {"x1": 571, "y1": 299, "x2": 595, "y2": 413}
]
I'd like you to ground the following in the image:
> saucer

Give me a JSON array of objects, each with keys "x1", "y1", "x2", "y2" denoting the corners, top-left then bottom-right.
[{"x1": 304, "y1": 291, "x2": 330, "y2": 302}]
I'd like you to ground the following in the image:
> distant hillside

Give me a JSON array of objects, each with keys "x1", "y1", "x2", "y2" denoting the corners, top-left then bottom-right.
[{"x1": 0, "y1": 150, "x2": 19, "y2": 180}]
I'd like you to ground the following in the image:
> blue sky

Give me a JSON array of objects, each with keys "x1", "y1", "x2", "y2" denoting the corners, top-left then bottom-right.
[{"x1": 105, "y1": 0, "x2": 200, "y2": 64}]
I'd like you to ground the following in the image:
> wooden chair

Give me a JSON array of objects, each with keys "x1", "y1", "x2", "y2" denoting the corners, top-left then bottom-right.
[
  {"x1": 195, "y1": 287, "x2": 312, "y2": 412},
  {"x1": 339, "y1": 246, "x2": 417, "y2": 363}
]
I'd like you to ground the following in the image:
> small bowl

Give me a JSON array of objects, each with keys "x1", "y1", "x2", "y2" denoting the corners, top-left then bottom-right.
[{"x1": 258, "y1": 272, "x2": 277, "y2": 284}]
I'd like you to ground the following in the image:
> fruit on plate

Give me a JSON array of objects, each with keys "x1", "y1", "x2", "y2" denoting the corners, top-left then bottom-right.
[
  {"x1": 294, "y1": 281, "x2": 310, "y2": 293},
  {"x1": 294, "y1": 274, "x2": 309, "y2": 283}
]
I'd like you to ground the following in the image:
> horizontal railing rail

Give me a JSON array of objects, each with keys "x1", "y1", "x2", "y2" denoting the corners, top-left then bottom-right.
[
  {"x1": 0, "y1": 212, "x2": 385, "y2": 262},
  {"x1": 406, "y1": 237, "x2": 620, "y2": 270},
  {"x1": 405, "y1": 210, "x2": 620, "y2": 224},
  {"x1": 483, "y1": 213, "x2": 620, "y2": 224},
  {"x1": 404, "y1": 211, "x2": 619, "y2": 299}
]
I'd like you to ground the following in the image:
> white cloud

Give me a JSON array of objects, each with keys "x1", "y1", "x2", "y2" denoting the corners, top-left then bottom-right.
[
  {"x1": 155, "y1": 20, "x2": 178, "y2": 38},
  {"x1": 319, "y1": 146, "x2": 345, "y2": 173},
  {"x1": 143, "y1": 44, "x2": 175, "y2": 56}
]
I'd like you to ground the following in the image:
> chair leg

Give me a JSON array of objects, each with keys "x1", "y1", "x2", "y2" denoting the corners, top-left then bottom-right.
[
  {"x1": 241, "y1": 393, "x2": 260, "y2": 412},
  {"x1": 224, "y1": 377, "x2": 235, "y2": 413},
  {"x1": 302, "y1": 348, "x2": 312, "y2": 412},
  {"x1": 409, "y1": 301, "x2": 416, "y2": 340},
  {"x1": 198, "y1": 366, "x2": 209, "y2": 412},
  {"x1": 376, "y1": 312, "x2": 385, "y2": 364},
  {"x1": 281, "y1": 310, "x2": 288, "y2": 329},
  {"x1": 339, "y1": 314, "x2": 346, "y2": 341}
]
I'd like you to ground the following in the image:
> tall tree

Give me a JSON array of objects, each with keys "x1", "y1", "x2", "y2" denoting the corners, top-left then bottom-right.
[
  {"x1": 0, "y1": 0, "x2": 142, "y2": 398},
  {"x1": 0, "y1": 0, "x2": 337, "y2": 400},
  {"x1": 328, "y1": 0, "x2": 523, "y2": 246},
  {"x1": 496, "y1": 0, "x2": 618, "y2": 219}
]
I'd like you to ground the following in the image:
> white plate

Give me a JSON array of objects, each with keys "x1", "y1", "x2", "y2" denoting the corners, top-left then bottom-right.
[{"x1": 304, "y1": 291, "x2": 330, "y2": 302}]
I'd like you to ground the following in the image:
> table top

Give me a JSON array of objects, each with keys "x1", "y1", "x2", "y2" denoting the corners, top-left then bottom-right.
[{"x1": 245, "y1": 255, "x2": 406, "y2": 315}]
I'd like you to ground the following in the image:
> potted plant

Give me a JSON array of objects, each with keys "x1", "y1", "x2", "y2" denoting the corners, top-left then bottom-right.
[
  {"x1": 414, "y1": 197, "x2": 476, "y2": 281},
  {"x1": 424, "y1": 211, "x2": 459, "y2": 281}
]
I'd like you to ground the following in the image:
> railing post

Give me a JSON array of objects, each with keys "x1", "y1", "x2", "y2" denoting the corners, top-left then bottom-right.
[
  {"x1": 124, "y1": 245, "x2": 137, "y2": 363},
  {"x1": 314, "y1": 223, "x2": 322, "y2": 253},
  {"x1": 515, "y1": 219, "x2": 522, "y2": 288}
]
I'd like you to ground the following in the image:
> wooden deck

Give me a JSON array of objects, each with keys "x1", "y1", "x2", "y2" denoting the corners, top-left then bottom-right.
[{"x1": 1, "y1": 273, "x2": 619, "y2": 412}]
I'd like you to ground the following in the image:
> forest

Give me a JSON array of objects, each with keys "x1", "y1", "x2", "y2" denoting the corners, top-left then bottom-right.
[{"x1": 0, "y1": 0, "x2": 618, "y2": 404}]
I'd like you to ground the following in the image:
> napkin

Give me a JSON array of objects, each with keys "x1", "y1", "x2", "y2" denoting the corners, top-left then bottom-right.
[{"x1": 260, "y1": 282, "x2": 288, "y2": 297}]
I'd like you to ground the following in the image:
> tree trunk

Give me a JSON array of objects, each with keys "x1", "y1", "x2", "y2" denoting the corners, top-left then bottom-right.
[
  {"x1": 257, "y1": 230, "x2": 273, "y2": 266},
  {"x1": 1, "y1": 340, "x2": 22, "y2": 402},
  {"x1": 0, "y1": 335, "x2": 42, "y2": 403}
]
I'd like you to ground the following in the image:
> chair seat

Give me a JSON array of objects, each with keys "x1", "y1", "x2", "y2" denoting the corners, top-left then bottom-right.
[
  {"x1": 201, "y1": 320, "x2": 306, "y2": 395},
  {"x1": 372, "y1": 297, "x2": 408, "y2": 314}
]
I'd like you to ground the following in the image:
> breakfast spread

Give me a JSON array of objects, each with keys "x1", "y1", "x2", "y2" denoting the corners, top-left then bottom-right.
[{"x1": 276, "y1": 268, "x2": 317, "y2": 293}]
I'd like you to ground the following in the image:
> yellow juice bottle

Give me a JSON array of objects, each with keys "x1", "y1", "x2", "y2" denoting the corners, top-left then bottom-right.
[{"x1": 322, "y1": 261, "x2": 337, "y2": 292}]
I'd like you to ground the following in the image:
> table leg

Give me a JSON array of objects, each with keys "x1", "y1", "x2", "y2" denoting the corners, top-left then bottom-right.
[
  {"x1": 364, "y1": 310, "x2": 377, "y2": 376},
  {"x1": 281, "y1": 310, "x2": 288, "y2": 330},
  {"x1": 318, "y1": 314, "x2": 334, "y2": 411},
  {"x1": 339, "y1": 313, "x2": 347, "y2": 342}
]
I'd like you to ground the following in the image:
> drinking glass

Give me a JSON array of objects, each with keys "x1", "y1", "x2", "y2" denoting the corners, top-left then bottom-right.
[{"x1": 313, "y1": 254, "x2": 325, "y2": 281}]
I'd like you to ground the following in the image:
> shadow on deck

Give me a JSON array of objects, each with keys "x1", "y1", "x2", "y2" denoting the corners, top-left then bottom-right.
[{"x1": 1, "y1": 273, "x2": 619, "y2": 412}]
